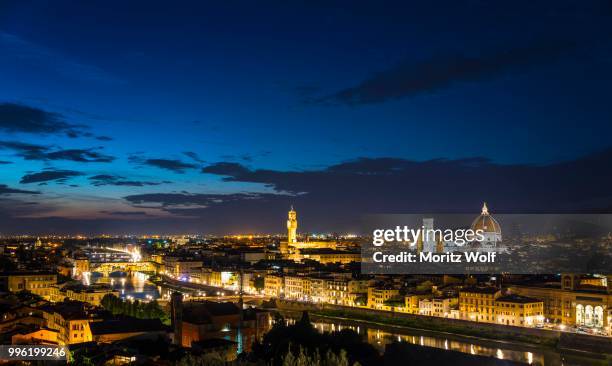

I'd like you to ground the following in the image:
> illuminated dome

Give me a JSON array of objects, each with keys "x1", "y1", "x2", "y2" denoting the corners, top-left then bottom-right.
[
  {"x1": 471, "y1": 202, "x2": 501, "y2": 235},
  {"x1": 470, "y1": 202, "x2": 502, "y2": 247}
]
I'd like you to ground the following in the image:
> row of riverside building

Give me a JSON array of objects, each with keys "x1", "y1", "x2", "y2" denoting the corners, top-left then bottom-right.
[{"x1": 262, "y1": 272, "x2": 612, "y2": 333}]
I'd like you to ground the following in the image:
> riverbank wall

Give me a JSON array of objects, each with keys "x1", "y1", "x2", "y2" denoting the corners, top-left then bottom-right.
[{"x1": 274, "y1": 299, "x2": 612, "y2": 356}]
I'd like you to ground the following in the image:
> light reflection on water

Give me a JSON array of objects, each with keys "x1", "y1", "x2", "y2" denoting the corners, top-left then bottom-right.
[
  {"x1": 91, "y1": 272, "x2": 160, "y2": 301},
  {"x1": 86, "y1": 276, "x2": 549, "y2": 365},
  {"x1": 285, "y1": 317, "x2": 544, "y2": 365}
]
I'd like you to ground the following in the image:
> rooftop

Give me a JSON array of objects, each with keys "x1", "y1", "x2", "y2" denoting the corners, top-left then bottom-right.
[
  {"x1": 192, "y1": 338, "x2": 237, "y2": 349},
  {"x1": 299, "y1": 248, "x2": 359, "y2": 255},
  {"x1": 182, "y1": 301, "x2": 240, "y2": 324},
  {"x1": 0, "y1": 271, "x2": 57, "y2": 277},
  {"x1": 40, "y1": 301, "x2": 91, "y2": 320},
  {"x1": 460, "y1": 286, "x2": 499, "y2": 294},
  {"x1": 496, "y1": 294, "x2": 542, "y2": 304},
  {"x1": 90, "y1": 317, "x2": 168, "y2": 335}
]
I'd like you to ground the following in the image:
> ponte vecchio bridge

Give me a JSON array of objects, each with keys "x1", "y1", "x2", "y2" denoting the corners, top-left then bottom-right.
[{"x1": 89, "y1": 260, "x2": 157, "y2": 277}]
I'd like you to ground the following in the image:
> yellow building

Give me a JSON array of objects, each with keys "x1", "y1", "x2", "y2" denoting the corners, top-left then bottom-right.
[
  {"x1": 57, "y1": 264, "x2": 73, "y2": 278},
  {"x1": 12, "y1": 328, "x2": 60, "y2": 345},
  {"x1": 325, "y1": 278, "x2": 350, "y2": 306},
  {"x1": 297, "y1": 249, "x2": 360, "y2": 264},
  {"x1": 284, "y1": 275, "x2": 309, "y2": 301},
  {"x1": 287, "y1": 207, "x2": 297, "y2": 244},
  {"x1": 162, "y1": 257, "x2": 202, "y2": 279},
  {"x1": 494, "y1": 294, "x2": 544, "y2": 327},
  {"x1": 281, "y1": 275, "x2": 370, "y2": 306},
  {"x1": 0, "y1": 272, "x2": 58, "y2": 300},
  {"x1": 419, "y1": 297, "x2": 457, "y2": 317},
  {"x1": 510, "y1": 274, "x2": 612, "y2": 332},
  {"x1": 323, "y1": 278, "x2": 369, "y2": 307},
  {"x1": 64, "y1": 284, "x2": 120, "y2": 306},
  {"x1": 264, "y1": 274, "x2": 284, "y2": 298},
  {"x1": 308, "y1": 277, "x2": 327, "y2": 303},
  {"x1": 280, "y1": 207, "x2": 339, "y2": 256},
  {"x1": 367, "y1": 285, "x2": 400, "y2": 310},
  {"x1": 405, "y1": 292, "x2": 432, "y2": 314},
  {"x1": 41, "y1": 302, "x2": 93, "y2": 345},
  {"x1": 206, "y1": 270, "x2": 236, "y2": 288},
  {"x1": 209, "y1": 270, "x2": 223, "y2": 287},
  {"x1": 150, "y1": 254, "x2": 164, "y2": 264},
  {"x1": 580, "y1": 275, "x2": 606, "y2": 287},
  {"x1": 347, "y1": 279, "x2": 371, "y2": 307},
  {"x1": 459, "y1": 286, "x2": 501, "y2": 323},
  {"x1": 73, "y1": 258, "x2": 90, "y2": 278}
]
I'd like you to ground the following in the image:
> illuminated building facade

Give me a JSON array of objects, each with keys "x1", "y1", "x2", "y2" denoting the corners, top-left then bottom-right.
[
  {"x1": 287, "y1": 206, "x2": 297, "y2": 244},
  {"x1": 470, "y1": 202, "x2": 502, "y2": 246},
  {"x1": 405, "y1": 292, "x2": 431, "y2": 314},
  {"x1": 367, "y1": 285, "x2": 400, "y2": 310},
  {"x1": 64, "y1": 284, "x2": 120, "y2": 306},
  {"x1": 280, "y1": 207, "x2": 339, "y2": 257},
  {"x1": 296, "y1": 248, "x2": 360, "y2": 264},
  {"x1": 459, "y1": 286, "x2": 501, "y2": 322},
  {"x1": 418, "y1": 297, "x2": 456, "y2": 317},
  {"x1": 284, "y1": 275, "x2": 309, "y2": 301},
  {"x1": 162, "y1": 257, "x2": 202, "y2": 279},
  {"x1": 0, "y1": 272, "x2": 57, "y2": 300},
  {"x1": 494, "y1": 294, "x2": 544, "y2": 327},
  {"x1": 511, "y1": 274, "x2": 612, "y2": 332},
  {"x1": 264, "y1": 274, "x2": 284, "y2": 297},
  {"x1": 41, "y1": 303, "x2": 94, "y2": 345}
]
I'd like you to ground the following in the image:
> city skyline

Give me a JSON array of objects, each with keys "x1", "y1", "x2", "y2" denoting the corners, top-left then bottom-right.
[
  {"x1": 1, "y1": 3, "x2": 611, "y2": 365},
  {"x1": 1, "y1": 1, "x2": 612, "y2": 234}
]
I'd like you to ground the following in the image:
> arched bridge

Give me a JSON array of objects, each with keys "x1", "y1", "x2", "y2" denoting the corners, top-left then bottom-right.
[{"x1": 90, "y1": 261, "x2": 157, "y2": 276}]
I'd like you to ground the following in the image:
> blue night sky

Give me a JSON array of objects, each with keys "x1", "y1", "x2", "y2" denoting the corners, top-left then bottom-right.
[{"x1": 1, "y1": 1, "x2": 612, "y2": 234}]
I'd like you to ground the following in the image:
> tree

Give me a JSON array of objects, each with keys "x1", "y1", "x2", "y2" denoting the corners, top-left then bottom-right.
[
  {"x1": 251, "y1": 311, "x2": 377, "y2": 366},
  {"x1": 177, "y1": 352, "x2": 225, "y2": 366},
  {"x1": 281, "y1": 346, "x2": 355, "y2": 366},
  {"x1": 254, "y1": 276, "x2": 265, "y2": 292},
  {"x1": 99, "y1": 294, "x2": 169, "y2": 324}
]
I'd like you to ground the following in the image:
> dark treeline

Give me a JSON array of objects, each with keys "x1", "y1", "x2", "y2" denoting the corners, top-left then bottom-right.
[{"x1": 100, "y1": 294, "x2": 170, "y2": 324}]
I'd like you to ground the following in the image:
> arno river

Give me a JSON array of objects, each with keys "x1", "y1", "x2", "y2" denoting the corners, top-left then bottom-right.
[
  {"x1": 92, "y1": 274, "x2": 601, "y2": 366},
  {"x1": 92, "y1": 272, "x2": 160, "y2": 300},
  {"x1": 285, "y1": 316, "x2": 552, "y2": 365}
]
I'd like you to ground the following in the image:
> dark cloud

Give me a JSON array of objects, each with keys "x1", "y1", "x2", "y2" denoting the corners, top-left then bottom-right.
[
  {"x1": 99, "y1": 210, "x2": 149, "y2": 216},
  {"x1": 0, "y1": 184, "x2": 40, "y2": 195},
  {"x1": 20, "y1": 169, "x2": 83, "y2": 184},
  {"x1": 0, "y1": 141, "x2": 115, "y2": 163},
  {"x1": 2, "y1": 148, "x2": 608, "y2": 235},
  {"x1": 183, "y1": 151, "x2": 205, "y2": 163},
  {"x1": 124, "y1": 192, "x2": 273, "y2": 209},
  {"x1": 199, "y1": 148, "x2": 612, "y2": 214},
  {"x1": 115, "y1": 149, "x2": 612, "y2": 233},
  {"x1": 310, "y1": 40, "x2": 577, "y2": 105},
  {"x1": 0, "y1": 141, "x2": 48, "y2": 157},
  {"x1": 202, "y1": 162, "x2": 251, "y2": 177},
  {"x1": 0, "y1": 160, "x2": 12, "y2": 164},
  {"x1": 0, "y1": 102, "x2": 87, "y2": 137},
  {"x1": 89, "y1": 174, "x2": 167, "y2": 187},
  {"x1": 95, "y1": 136, "x2": 113, "y2": 141},
  {"x1": 219, "y1": 151, "x2": 271, "y2": 163},
  {"x1": 38, "y1": 149, "x2": 115, "y2": 163},
  {"x1": 134, "y1": 157, "x2": 198, "y2": 173}
]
